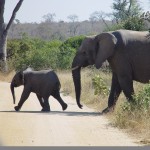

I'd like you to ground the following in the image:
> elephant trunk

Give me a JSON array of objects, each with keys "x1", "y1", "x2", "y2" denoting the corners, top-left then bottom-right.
[
  {"x1": 10, "y1": 83, "x2": 16, "y2": 104},
  {"x1": 72, "y1": 58, "x2": 82, "y2": 109}
]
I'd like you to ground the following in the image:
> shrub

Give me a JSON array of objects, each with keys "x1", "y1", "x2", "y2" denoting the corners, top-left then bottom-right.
[
  {"x1": 115, "y1": 83, "x2": 150, "y2": 129},
  {"x1": 92, "y1": 74, "x2": 109, "y2": 96},
  {"x1": 123, "y1": 17, "x2": 145, "y2": 31},
  {"x1": 105, "y1": 16, "x2": 145, "y2": 32},
  {"x1": 7, "y1": 35, "x2": 85, "y2": 70},
  {"x1": 122, "y1": 83, "x2": 150, "y2": 113},
  {"x1": 58, "y1": 35, "x2": 85, "y2": 69}
]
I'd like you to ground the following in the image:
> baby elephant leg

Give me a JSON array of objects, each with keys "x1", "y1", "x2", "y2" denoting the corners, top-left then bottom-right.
[
  {"x1": 52, "y1": 91, "x2": 68, "y2": 111},
  {"x1": 36, "y1": 94, "x2": 45, "y2": 110},
  {"x1": 42, "y1": 97, "x2": 51, "y2": 112}
]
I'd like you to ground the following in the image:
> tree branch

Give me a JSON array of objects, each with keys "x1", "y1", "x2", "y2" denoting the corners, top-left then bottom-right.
[
  {"x1": 127, "y1": 0, "x2": 132, "y2": 16},
  {"x1": 4, "y1": 0, "x2": 24, "y2": 36},
  {"x1": 0, "y1": 0, "x2": 5, "y2": 25}
]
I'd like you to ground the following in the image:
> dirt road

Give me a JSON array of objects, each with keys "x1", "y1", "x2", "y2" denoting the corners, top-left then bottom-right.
[{"x1": 0, "y1": 81, "x2": 140, "y2": 146}]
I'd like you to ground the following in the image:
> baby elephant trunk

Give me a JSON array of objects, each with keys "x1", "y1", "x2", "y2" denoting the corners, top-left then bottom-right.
[{"x1": 10, "y1": 83, "x2": 16, "y2": 104}]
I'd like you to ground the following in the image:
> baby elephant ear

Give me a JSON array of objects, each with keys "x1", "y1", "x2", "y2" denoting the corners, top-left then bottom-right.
[{"x1": 95, "y1": 32, "x2": 117, "y2": 69}]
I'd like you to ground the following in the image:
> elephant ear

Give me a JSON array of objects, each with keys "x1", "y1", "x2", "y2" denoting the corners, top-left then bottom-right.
[{"x1": 95, "y1": 32, "x2": 117, "y2": 69}]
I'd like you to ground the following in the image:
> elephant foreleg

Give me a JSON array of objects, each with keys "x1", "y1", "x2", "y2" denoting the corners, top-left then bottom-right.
[
  {"x1": 14, "y1": 87, "x2": 31, "y2": 111},
  {"x1": 102, "y1": 73, "x2": 122, "y2": 114},
  {"x1": 52, "y1": 91, "x2": 68, "y2": 111}
]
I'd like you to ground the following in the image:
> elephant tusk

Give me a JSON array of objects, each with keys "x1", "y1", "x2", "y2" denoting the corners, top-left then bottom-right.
[{"x1": 71, "y1": 66, "x2": 79, "y2": 71}]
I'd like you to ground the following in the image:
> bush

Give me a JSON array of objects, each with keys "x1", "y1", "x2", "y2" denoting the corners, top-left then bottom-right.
[
  {"x1": 92, "y1": 74, "x2": 109, "y2": 96},
  {"x1": 7, "y1": 35, "x2": 85, "y2": 70},
  {"x1": 122, "y1": 83, "x2": 150, "y2": 113},
  {"x1": 123, "y1": 17, "x2": 145, "y2": 31},
  {"x1": 105, "y1": 16, "x2": 145, "y2": 32},
  {"x1": 115, "y1": 83, "x2": 150, "y2": 129},
  {"x1": 58, "y1": 35, "x2": 85, "y2": 69}
]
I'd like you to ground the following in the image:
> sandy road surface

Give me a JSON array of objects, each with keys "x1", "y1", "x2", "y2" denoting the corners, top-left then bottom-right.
[{"x1": 0, "y1": 81, "x2": 140, "y2": 146}]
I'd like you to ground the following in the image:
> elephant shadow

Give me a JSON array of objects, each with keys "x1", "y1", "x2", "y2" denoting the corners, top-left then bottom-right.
[
  {"x1": 0, "y1": 110, "x2": 102, "y2": 117},
  {"x1": 46, "y1": 111, "x2": 102, "y2": 117}
]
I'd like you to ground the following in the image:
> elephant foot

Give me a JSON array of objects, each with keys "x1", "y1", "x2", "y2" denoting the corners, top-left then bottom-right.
[
  {"x1": 41, "y1": 108, "x2": 50, "y2": 112},
  {"x1": 62, "y1": 103, "x2": 68, "y2": 111},
  {"x1": 14, "y1": 106, "x2": 20, "y2": 111},
  {"x1": 102, "y1": 107, "x2": 114, "y2": 114}
]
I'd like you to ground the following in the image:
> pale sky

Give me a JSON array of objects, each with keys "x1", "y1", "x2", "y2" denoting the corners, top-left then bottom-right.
[{"x1": 4, "y1": 0, "x2": 150, "y2": 23}]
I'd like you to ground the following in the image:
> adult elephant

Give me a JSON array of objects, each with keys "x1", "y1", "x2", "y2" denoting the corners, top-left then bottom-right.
[{"x1": 72, "y1": 29, "x2": 150, "y2": 113}]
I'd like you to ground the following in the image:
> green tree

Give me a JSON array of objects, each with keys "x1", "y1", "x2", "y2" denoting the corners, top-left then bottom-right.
[
  {"x1": 112, "y1": 0, "x2": 142, "y2": 23},
  {"x1": 107, "y1": 0, "x2": 145, "y2": 31},
  {"x1": 58, "y1": 35, "x2": 85, "y2": 69}
]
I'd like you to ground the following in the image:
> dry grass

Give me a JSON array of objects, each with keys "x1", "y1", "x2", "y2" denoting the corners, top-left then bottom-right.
[
  {"x1": 57, "y1": 68, "x2": 109, "y2": 111},
  {"x1": 57, "y1": 70, "x2": 75, "y2": 97},
  {"x1": 112, "y1": 82, "x2": 150, "y2": 143}
]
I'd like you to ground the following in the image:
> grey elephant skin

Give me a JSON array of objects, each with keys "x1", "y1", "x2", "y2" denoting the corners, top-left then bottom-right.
[
  {"x1": 10, "y1": 68, "x2": 68, "y2": 112},
  {"x1": 72, "y1": 29, "x2": 150, "y2": 113}
]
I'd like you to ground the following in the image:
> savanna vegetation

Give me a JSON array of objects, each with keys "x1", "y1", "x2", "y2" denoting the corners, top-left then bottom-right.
[{"x1": 0, "y1": 0, "x2": 150, "y2": 145}]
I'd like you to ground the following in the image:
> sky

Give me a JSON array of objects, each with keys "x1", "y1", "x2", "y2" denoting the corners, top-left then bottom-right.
[{"x1": 4, "y1": 0, "x2": 150, "y2": 23}]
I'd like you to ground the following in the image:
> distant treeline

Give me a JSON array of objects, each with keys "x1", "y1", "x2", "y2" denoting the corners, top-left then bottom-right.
[{"x1": 7, "y1": 20, "x2": 112, "y2": 41}]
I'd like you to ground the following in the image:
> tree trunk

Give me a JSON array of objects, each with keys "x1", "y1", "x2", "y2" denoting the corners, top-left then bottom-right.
[
  {"x1": 0, "y1": 33, "x2": 8, "y2": 72},
  {"x1": 0, "y1": 0, "x2": 24, "y2": 72},
  {"x1": 0, "y1": 0, "x2": 7, "y2": 72}
]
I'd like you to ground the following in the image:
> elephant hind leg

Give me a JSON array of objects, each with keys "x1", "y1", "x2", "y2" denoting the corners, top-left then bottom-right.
[{"x1": 52, "y1": 91, "x2": 68, "y2": 111}]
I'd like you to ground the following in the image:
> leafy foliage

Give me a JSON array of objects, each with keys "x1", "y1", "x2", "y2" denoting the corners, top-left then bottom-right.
[
  {"x1": 105, "y1": 16, "x2": 145, "y2": 31},
  {"x1": 122, "y1": 83, "x2": 150, "y2": 112},
  {"x1": 58, "y1": 35, "x2": 85, "y2": 69},
  {"x1": 7, "y1": 35, "x2": 85, "y2": 71},
  {"x1": 112, "y1": 0, "x2": 142, "y2": 22},
  {"x1": 107, "y1": 0, "x2": 147, "y2": 32},
  {"x1": 92, "y1": 74, "x2": 109, "y2": 96},
  {"x1": 123, "y1": 16, "x2": 145, "y2": 31}
]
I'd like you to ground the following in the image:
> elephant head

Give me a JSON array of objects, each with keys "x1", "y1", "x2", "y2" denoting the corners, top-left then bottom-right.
[
  {"x1": 10, "y1": 71, "x2": 24, "y2": 104},
  {"x1": 72, "y1": 32, "x2": 117, "y2": 108}
]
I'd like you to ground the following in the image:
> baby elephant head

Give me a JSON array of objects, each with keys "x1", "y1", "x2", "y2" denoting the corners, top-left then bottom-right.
[{"x1": 10, "y1": 71, "x2": 24, "y2": 104}]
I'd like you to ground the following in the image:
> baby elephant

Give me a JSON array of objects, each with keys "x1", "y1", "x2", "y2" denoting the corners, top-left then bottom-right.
[{"x1": 10, "y1": 68, "x2": 68, "y2": 112}]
